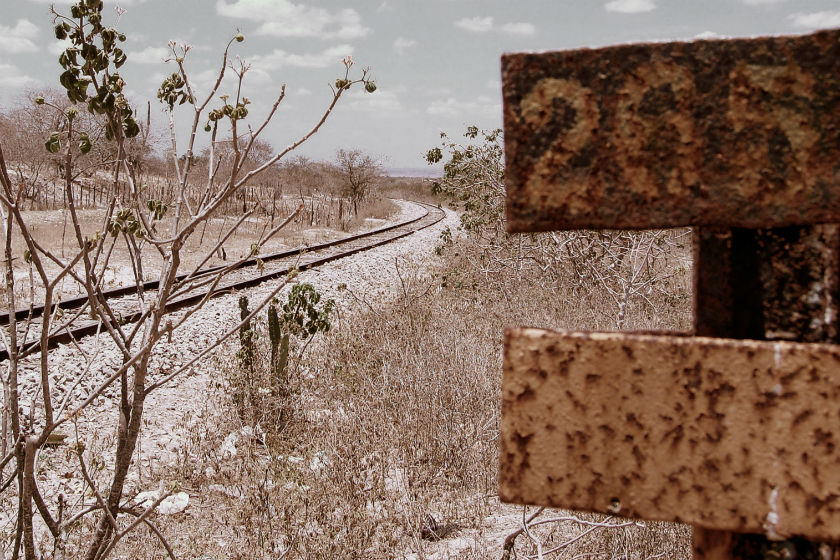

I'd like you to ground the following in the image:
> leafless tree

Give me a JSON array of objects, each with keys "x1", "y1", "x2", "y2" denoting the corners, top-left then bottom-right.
[
  {"x1": 334, "y1": 148, "x2": 383, "y2": 216},
  {"x1": 0, "y1": 2, "x2": 375, "y2": 558}
]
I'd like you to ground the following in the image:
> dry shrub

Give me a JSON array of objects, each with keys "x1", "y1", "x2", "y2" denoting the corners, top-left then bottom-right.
[
  {"x1": 342, "y1": 195, "x2": 400, "y2": 231},
  {"x1": 380, "y1": 176, "x2": 445, "y2": 206},
  {"x1": 202, "y1": 227, "x2": 693, "y2": 558}
]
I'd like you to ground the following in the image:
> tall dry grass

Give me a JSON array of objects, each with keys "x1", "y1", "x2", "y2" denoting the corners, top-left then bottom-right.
[{"x1": 148, "y1": 228, "x2": 694, "y2": 559}]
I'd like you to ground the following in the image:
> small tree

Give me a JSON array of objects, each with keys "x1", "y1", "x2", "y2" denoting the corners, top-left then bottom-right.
[
  {"x1": 0, "y1": 1, "x2": 375, "y2": 558},
  {"x1": 335, "y1": 148, "x2": 383, "y2": 215},
  {"x1": 427, "y1": 126, "x2": 690, "y2": 329}
]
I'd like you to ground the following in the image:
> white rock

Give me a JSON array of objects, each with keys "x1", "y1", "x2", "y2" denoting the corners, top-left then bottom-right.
[
  {"x1": 310, "y1": 450, "x2": 331, "y2": 473},
  {"x1": 157, "y1": 491, "x2": 189, "y2": 515},
  {"x1": 133, "y1": 490, "x2": 161, "y2": 508},
  {"x1": 220, "y1": 431, "x2": 238, "y2": 458}
]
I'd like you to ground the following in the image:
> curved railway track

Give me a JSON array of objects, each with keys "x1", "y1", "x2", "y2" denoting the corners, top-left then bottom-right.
[{"x1": 1, "y1": 200, "x2": 445, "y2": 362}]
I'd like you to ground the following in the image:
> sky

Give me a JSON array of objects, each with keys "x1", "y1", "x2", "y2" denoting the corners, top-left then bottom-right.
[{"x1": 2, "y1": 0, "x2": 840, "y2": 173}]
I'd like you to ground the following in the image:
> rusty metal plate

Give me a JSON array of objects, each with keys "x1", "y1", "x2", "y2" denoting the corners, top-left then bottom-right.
[
  {"x1": 502, "y1": 28, "x2": 840, "y2": 232},
  {"x1": 501, "y1": 327, "x2": 840, "y2": 539}
]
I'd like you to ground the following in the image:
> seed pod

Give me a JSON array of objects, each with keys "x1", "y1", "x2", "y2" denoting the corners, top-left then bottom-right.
[{"x1": 365, "y1": 80, "x2": 376, "y2": 93}]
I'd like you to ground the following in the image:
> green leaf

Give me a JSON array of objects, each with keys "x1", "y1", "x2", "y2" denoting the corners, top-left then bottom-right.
[
  {"x1": 81, "y1": 43, "x2": 98, "y2": 61},
  {"x1": 45, "y1": 132, "x2": 61, "y2": 154},
  {"x1": 426, "y1": 147, "x2": 443, "y2": 164},
  {"x1": 59, "y1": 69, "x2": 77, "y2": 90},
  {"x1": 123, "y1": 116, "x2": 140, "y2": 138},
  {"x1": 113, "y1": 48, "x2": 126, "y2": 68},
  {"x1": 79, "y1": 132, "x2": 92, "y2": 154}
]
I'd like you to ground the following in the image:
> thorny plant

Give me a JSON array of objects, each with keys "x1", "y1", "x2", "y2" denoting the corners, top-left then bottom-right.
[
  {"x1": 197, "y1": 252, "x2": 691, "y2": 558},
  {"x1": 427, "y1": 126, "x2": 691, "y2": 329},
  {"x1": 0, "y1": 1, "x2": 374, "y2": 558},
  {"x1": 232, "y1": 284, "x2": 333, "y2": 436}
]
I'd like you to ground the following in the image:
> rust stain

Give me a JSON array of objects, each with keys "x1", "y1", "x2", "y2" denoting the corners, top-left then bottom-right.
[
  {"x1": 502, "y1": 28, "x2": 840, "y2": 231},
  {"x1": 695, "y1": 225, "x2": 840, "y2": 343},
  {"x1": 500, "y1": 327, "x2": 840, "y2": 540}
]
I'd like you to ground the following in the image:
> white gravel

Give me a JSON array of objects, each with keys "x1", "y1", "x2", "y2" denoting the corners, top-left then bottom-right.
[{"x1": 13, "y1": 200, "x2": 459, "y2": 512}]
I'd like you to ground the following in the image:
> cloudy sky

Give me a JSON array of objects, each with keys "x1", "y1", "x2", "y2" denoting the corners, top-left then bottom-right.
[{"x1": 2, "y1": 0, "x2": 840, "y2": 171}]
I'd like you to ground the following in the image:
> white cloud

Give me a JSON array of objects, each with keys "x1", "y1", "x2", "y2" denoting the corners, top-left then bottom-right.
[
  {"x1": 604, "y1": 0, "x2": 656, "y2": 14},
  {"x1": 790, "y1": 10, "x2": 840, "y2": 29},
  {"x1": 454, "y1": 16, "x2": 494, "y2": 33},
  {"x1": 393, "y1": 37, "x2": 417, "y2": 56},
  {"x1": 377, "y1": 1, "x2": 393, "y2": 12},
  {"x1": 130, "y1": 46, "x2": 170, "y2": 64},
  {"x1": 427, "y1": 96, "x2": 501, "y2": 120},
  {"x1": 0, "y1": 59, "x2": 40, "y2": 92},
  {"x1": 694, "y1": 31, "x2": 720, "y2": 39},
  {"x1": 216, "y1": 1, "x2": 370, "y2": 40},
  {"x1": 48, "y1": 40, "x2": 72, "y2": 56},
  {"x1": 346, "y1": 87, "x2": 405, "y2": 114},
  {"x1": 0, "y1": 20, "x2": 39, "y2": 54},
  {"x1": 251, "y1": 45, "x2": 354, "y2": 70},
  {"x1": 501, "y1": 22, "x2": 536, "y2": 36}
]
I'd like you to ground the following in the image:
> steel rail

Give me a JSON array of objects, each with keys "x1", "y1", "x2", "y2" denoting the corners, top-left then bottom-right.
[
  {"x1": 0, "y1": 200, "x2": 445, "y2": 362},
  {"x1": 0, "y1": 200, "x2": 433, "y2": 325}
]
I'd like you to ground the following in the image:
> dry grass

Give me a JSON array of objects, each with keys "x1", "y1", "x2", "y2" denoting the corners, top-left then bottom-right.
[
  {"x1": 380, "y1": 177, "x2": 445, "y2": 207},
  {"x1": 341, "y1": 195, "x2": 400, "y2": 232},
  {"x1": 100, "y1": 230, "x2": 695, "y2": 559}
]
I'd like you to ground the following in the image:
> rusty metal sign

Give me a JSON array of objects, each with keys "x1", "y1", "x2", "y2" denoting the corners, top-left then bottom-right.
[
  {"x1": 501, "y1": 327, "x2": 840, "y2": 540},
  {"x1": 502, "y1": 28, "x2": 840, "y2": 232}
]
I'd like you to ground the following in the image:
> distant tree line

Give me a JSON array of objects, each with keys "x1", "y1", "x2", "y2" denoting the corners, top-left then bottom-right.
[{"x1": 0, "y1": 89, "x2": 385, "y2": 216}]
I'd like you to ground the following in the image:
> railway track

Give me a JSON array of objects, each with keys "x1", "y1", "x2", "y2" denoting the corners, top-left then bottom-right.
[{"x1": 1, "y1": 200, "x2": 445, "y2": 362}]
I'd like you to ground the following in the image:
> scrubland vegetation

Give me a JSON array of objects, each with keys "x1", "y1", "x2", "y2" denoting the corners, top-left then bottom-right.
[
  {"x1": 144, "y1": 126, "x2": 693, "y2": 559},
  {"x1": 1, "y1": 2, "x2": 697, "y2": 559}
]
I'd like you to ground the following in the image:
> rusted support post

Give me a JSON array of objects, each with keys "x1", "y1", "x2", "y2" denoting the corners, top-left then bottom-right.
[
  {"x1": 501, "y1": 24, "x2": 840, "y2": 559},
  {"x1": 694, "y1": 224, "x2": 840, "y2": 557}
]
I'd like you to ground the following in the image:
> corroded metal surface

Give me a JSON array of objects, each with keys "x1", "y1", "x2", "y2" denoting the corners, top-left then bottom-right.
[
  {"x1": 502, "y1": 28, "x2": 840, "y2": 232},
  {"x1": 693, "y1": 223, "x2": 840, "y2": 556},
  {"x1": 695, "y1": 225, "x2": 840, "y2": 343},
  {"x1": 500, "y1": 327, "x2": 840, "y2": 539}
]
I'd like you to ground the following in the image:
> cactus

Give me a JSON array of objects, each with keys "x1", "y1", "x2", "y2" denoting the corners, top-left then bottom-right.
[
  {"x1": 232, "y1": 295, "x2": 255, "y2": 421},
  {"x1": 267, "y1": 302, "x2": 290, "y2": 394},
  {"x1": 237, "y1": 295, "x2": 255, "y2": 372}
]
